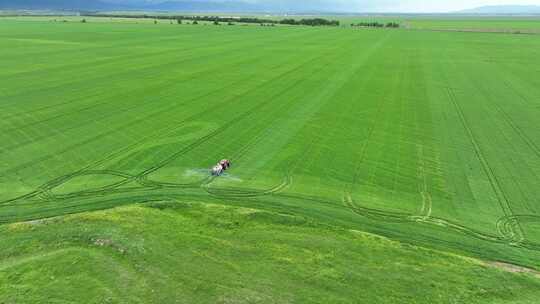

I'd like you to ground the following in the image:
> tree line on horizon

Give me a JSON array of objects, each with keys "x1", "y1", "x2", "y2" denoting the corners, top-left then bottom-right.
[
  {"x1": 84, "y1": 13, "x2": 340, "y2": 27},
  {"x1": 351, "y1": 21, "x2": 400, "y2": 28}
]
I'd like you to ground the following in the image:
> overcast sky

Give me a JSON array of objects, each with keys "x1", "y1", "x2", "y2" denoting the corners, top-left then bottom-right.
[
  {"x1": 363, "y1": 0, "x2": 540, "y2": 12},
  {"x1": 105, "y1": 0, "x2": 540, "y2": 12}
]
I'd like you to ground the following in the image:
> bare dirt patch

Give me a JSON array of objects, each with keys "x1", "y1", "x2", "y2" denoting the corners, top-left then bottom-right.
[{"x1": 489, "y1": 261, "x2": 540, "y2": 278}]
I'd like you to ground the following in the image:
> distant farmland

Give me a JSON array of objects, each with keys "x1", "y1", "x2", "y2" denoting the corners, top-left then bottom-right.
[
  {"x1": 407, "y1": 16, "x2": 540, "y2": 31},
  {"x1": 1, "y1": 17, "x2": 540, "y2": 302}
]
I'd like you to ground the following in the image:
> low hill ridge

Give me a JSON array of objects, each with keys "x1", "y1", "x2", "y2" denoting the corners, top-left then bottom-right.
[{"x1": 458, "y1": 5, "x2": 540, "y2": 14}]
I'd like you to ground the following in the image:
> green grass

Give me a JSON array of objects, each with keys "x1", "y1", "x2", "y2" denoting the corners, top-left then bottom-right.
[
  {"x1": 0, "y1": 15, "x2": 227, "y2": 25},
  {"x1": 2, "y1": 202, "x2": 540, "y2": 303},
  {"x1": 1, "y1": 17, "x2": 540, "y2": 302},
  {"x1": 406, "y1": 17, "x2": 540, "y2": 31}
]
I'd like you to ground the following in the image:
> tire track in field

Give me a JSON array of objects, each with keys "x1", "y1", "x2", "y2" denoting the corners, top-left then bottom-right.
[
  {"x1": 62, "y1": 47, "x2": 328, "y2": 189},
  {"x1": 138, "y1": 98, "x2": 287, "y2": 188},
  {"x1": 497, "y1": 215, "x2": 540, "y2": 250},
  {"x1": 1, "y1": 26, "x2": 278, "y2": 69},
  {"x1": 0, "y1": 70, "x2": 257, "y2": 192},
  {"x1": 36, "y1": 170, "x2": 139, "y2": 201},
  {"x1": 1, "y1": 29, "x2": 201, "y2": 65},
  {"x1": 12, "y1": 31, "x2": 350, "y2": 202},
  {"x1": 441, "y1": 49, "x2": 537, "y2": 245},
  {"x1": 2, "y1": 45, "x2": 232, "y2": 111},
  {"x1": 137, "y1": 55, "x2": 324, "y2": 187},
  {"x1": 486, "y1": 98, "x2": 540, "y2": 215},
  {"x1": 447, "y1": 87, "x2": 525, "y2": 244},
  {"x1": 196, "y1": 111, "x2": 291, "y2": 193},
  {"x1": 1, "y1": 28, "x2": 314, "y2": 110},
  {"x1": 0, "y1": 31, "x2": 192, "y2": 66},
  {"x1": 1, "y1": 43, "x2": 283, "y2": 153},
  {"x1": 341, "y1": 33, "x2": 394, "y2": 197},
  {"x1": 1, "y1": 34, "x2": 319, "y2": 177},
  {"x1": 45, "y1": 179, "x2": 142, "y2": 201},
  {"x1": 341, "y1": 87, "x2": 537, "y2": 248},
  {"x1": 1, "y1": 48, "x2": 192, "y2": 107},
  {"x1": 133, "y1": 30, "x2": 363, "y2": 181},
  {"x1": 347, "y1": 92, "x2": 387, "y2": 187},
  {"x1": 202, "y1": 133, "x2": 319, "y2": 199},
  {"x1": 1, "y1": 30, "x2": 322, "y2": 150},
  {"x1": 137, "y1": 48, "x2": 333, "y2": 179},
  {"x1": 465, "y1": 49, "x2": 540, "y2": 158},
  {"x1": 340, "y1": 36, "x2": 419, "y2": 220},
  {"x1": 199, "y1": 107, "x2": 321, "y2": 199},
  {"x1": 501, "y1": 79, "x2": 535, "y2": 107},
  {"x1": 0, "y1": 90, "x2": 111, "y2": 122},
  {"x1": 411, "y1": 52, "x2": 435, "y2": 220},
  {"x1": 3, "y1": 54, "x2": 255, "y2": 141},
  {"x1": 0, "y1": 42, "x2": 340, "y2": 205},
  {"x1": 468, "y1": 54, "x2": 540, "y2": 215},
  {"x1": 199, "y1": 32, "x2": 376, "y2": 199},
  {"x1": 203, "y1": 175, "x2": 293, "y2": 199},
  {"x1": 1, "y1": 99, "x2": 146, "y2": 153},
  {"x1": 0, "y1": 31, "x2": 252, "y2": 98},
  {"x1": 417, "y1": 145, "x2": 433, "y2": 219},
  {"x1": 343, "y1": 193, "x2": 505, "y2": 243},
  {"x1": 198, "y1": 70, "x2": 329, "y2": 196},
  {"x1": 492, "y1": 96, "x2": 540, "y2": 159},
  {"x1": 3, "y1": 171, "x2": 540, "y2": 253},
  {"x1": 4, "y1": 170, "x2": 540, "y2": 252}
]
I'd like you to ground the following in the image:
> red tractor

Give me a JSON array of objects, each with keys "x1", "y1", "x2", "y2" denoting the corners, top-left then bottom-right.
[
  {"x1": 219, "y1": 159, "x2": 231, "y2": 170},
  {"x1": 212, "y1": 159, "x2": 231, "y2": 176}
]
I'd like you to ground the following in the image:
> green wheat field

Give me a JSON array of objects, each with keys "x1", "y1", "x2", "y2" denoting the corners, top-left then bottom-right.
[{"x1": 1, "y1": 17, "x2": 540, "y2": 303}]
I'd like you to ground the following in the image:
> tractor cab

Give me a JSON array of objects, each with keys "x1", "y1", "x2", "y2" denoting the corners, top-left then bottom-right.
[{"x1": 212, "y1": 159, "x2": 231, "y2": 176}]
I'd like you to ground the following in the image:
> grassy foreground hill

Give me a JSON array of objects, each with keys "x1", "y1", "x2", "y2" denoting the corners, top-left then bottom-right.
[{"x1": 2, "y1": 201, "x2": 540, "y2": 303}]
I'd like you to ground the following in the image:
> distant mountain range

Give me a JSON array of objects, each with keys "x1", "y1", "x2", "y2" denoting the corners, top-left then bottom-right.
[
  {"x1": 457, "y1": 5, "x2": 540, "y2": 15},
  {"x1": 0, "y1": 0, "x2": 328, "y2": 12},
  {"x1": 0, "y1": 0, "x2": 245, "y2": 11},
  {"x1": 141, "y1": 1, "x2": 260, "y2": 12},
  {"x1": 0, "y1": 0, "x2": 112, "y2": 10}
]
